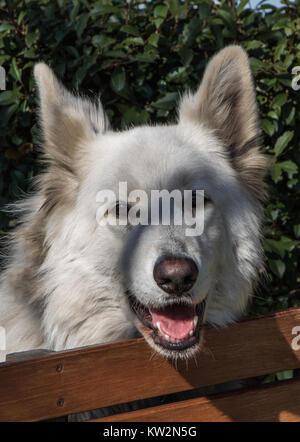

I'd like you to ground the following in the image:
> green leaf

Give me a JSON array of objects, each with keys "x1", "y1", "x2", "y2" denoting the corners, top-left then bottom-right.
[
  {"x1": 74, "y1": 66, "x2": 87, "y2": 86},
  {"x1": 283, "y1": 53, "x2": 293, "y2": 68},
  {"x1": 23, "y1": 48, "x2": 39, "y2": 59},
  {"x1": 294, "y1": 225, "x2": 300, "y2": 239},
  {"x1": 25, "y1": 30, "x2": 39, "y2": 48},
  {"x1": 273, "y1": 131, "x2": 294, "y2": 157},
  {"x1": 166, "y1": 67, "x2": 187, "y2": 83},
  {"x1": 154, "y1": 18, "x2": 164, "y2": 28},
  {"x1": 217, "y1": 10, "x2": 235, "y2": 28},
  {"x1": 265, "y1": 237, "x2": 298, "y2": 258},
  {"x1": 279, "y1": 236, "x2": 299, "y2": 251},
  {"x1": 178, "y1": 48, "x2": 194, "y2": 66},
  {"x1": 285, "y1": 107, "x2": 295, "y2": 125},
  {"x1": 244, "y1": 40, "x2": 263, "y2": 50},
  {"x1": 267, "y1": 111, "x2": 279, "y2": 120},
  {"x1": 167, "y1": 0, "x2": 181, "y2": 16},
  {"x1": 154, "y1": 5, "x2": 168, "y2": 19},
  {"x1": 17, "y1": 10, "x2": 27, "y2": 25},
  {"x1": 276, "y1": 370, "x2": 294, "y2": 381},
  {"x1": 279, "y1": 160, "x2": 298, "y2": 178},
  {"x1": 0, "y1": 103, "x2": 18, "y2": 127},
  {"x1": 271, "y1": 93, "x2": 288, "y2": 108},
  {"x1": 269, "y1": 259, "x2": 286, "y2": 278},
  {"x1": 76, "y1": 13, "x2": 89, "y2": 38},
  {"x1": 198, "y1": 2, "x2": 211, "y2": 19},
  {"x1": 262, "y1": 374, "x2": 276, "y2": 384},
  {"x1": 270, "y1": 163, "x2": 282, "y2": 183},
  {"x1": 121, "y1": 107, "x2": 150, "y2": 126},
  {"x1": 11, "y1": 58, "x2": 21, "y2": 83},
  {"x1": 265, "y1": 239, "x2": 284, "y2": 258},
  {"x1": 274, "y1": 40, "x2": 286, "y2": 61},
  {"x1": 0, "y1": 91, "x2": 20, "y2": 106},
  {"x1": 151, "y1": 92, "x2": 178, "y2": 110},
  {"x1": 148, "y1": 33, "x2": 159, "y2": 48},
  {"x1": 237, "y1": 0, "x2": 249, "y2": 16},
  {"x1": 261, "y1": 119, "x2": 276, "y2": 136},
  {"x1": 182, "y1": 17, "x2": 202, "y2": 44},
  {"x1": 0, "y1": 24, "x2": 14, "y2": 32},
  {"x1": 90, "y1": 5, "x2": 119, "y2": 16},
  {"x1": 249, "y1": 57, "x2": 264, "y2": 73},
  {"x1": 70, "y1": 0, "x2": 80, "y2": 21},
  {"x1": 122, "y1": 37, "x2": 144, "y2": 47},
  {"x1": 120, "y1": 25, "x2": 140, "y2": 37},
  {"x1": 92, "y1": 35, "x2": 116, "y2": 48},
  {"x1": 110, "y1": 68, "x2": 126, "y2": 93}
]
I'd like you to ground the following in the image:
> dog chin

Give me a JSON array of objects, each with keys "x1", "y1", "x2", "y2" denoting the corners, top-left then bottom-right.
[{"x1": 127, "y1": 292, "x2": 207, "y2": 360}]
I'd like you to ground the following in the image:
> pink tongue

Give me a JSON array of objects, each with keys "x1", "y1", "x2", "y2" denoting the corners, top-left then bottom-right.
[{"x1": 151, "y1": 304, "x2": 195, "y2": 340}]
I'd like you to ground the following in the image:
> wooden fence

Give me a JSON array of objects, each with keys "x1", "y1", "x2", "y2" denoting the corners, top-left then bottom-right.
[{"x1": 1, "y1": 308, "x2": 300, "y2": 422}]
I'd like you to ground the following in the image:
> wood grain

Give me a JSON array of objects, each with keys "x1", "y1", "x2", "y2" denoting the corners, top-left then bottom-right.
[
  {"x1": 0, "y1": 308, "x2": 300, "y2": 421},
  {"x1": 94, "y1": 378, "x2": 300, "y2": 422}
]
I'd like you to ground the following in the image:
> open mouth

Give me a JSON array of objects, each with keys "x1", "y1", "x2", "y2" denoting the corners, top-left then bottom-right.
[{"x1": 128, "y1": 295, "x2": 206, "y2": 353}]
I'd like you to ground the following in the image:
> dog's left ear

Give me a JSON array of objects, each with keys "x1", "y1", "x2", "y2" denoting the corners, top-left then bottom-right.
[{"x1": 179, "y1": 45, "x2": 266, "y2": 200}]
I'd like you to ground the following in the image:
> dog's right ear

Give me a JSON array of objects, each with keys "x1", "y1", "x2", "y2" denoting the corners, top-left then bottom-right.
[
  {"x1": 33, "y1": 64, "x2": 109, "y2": 216},
  {"x1": 34, "y1": 63, "x2": 108, "y2": 168}
]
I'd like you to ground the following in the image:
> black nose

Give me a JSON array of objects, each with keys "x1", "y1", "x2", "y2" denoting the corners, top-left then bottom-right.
[{"x1": 153, "y1": 256, "x2": 198, "y2": 295}]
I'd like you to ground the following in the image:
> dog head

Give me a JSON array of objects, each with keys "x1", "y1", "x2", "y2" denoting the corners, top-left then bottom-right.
[{"x1": 34, "y1": 46, "x2": 266, "y2": 359}]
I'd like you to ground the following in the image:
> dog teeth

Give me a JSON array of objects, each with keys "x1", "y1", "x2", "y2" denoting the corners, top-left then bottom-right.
[
  {"x1": 156, "y1": 321, "x2": 162, "y2": 334},
  {"x1": 193, "y1": 315, "x2": 198, "y2": 329},
  {"x1": 155, "y1": 322, "x2": 170, "y2": 341},
  {"x1": 189, "y1": 330, "x2": 193, "y2": 337}
]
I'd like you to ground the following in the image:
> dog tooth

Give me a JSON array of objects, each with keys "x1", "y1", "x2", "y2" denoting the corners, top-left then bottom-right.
[
  {"x1": 155, "y1": 322, "x2": 170, "y2": 341},
  {"x1": 189, "y1": 330, "x2": 193, "y2": 337},
  {"x1": 193, "y1": 316, "x2": 198, "y2": 329},
  {"x1": 156, "y1": 322, "x2": 162, "y2": 334}
]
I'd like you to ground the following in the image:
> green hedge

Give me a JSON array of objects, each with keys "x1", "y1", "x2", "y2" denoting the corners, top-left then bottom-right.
[{"x1": 0, "y1": 0, "x2": 299, "y2": 314}]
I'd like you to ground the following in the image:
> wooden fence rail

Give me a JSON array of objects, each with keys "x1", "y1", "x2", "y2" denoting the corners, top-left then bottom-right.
[{"x1": 1, "y1": 308, "x2": 300, "y2": 422}]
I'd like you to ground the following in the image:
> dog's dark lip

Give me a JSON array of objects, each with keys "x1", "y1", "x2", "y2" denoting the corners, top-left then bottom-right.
[
  {"x1": 127, "y1": 291, "x2": 155, "y2": 330},
  {"x1": 127, "y1": 291, "x2": 206, "y2": 352}
]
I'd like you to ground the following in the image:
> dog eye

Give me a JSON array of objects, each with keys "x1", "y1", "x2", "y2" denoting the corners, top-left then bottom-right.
[{"x1": 115, "y1": 201, "x2": 130, "y2": 218}]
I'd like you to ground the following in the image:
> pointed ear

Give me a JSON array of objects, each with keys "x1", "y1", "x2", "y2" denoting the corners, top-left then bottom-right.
[
  {"x1": 34, "y1": 63, "x2": 108, "y2": 169},
  {"x1": 179, "y1": 45, "x2": 266, "y2": 200},
  {"x1": 33, "y1": 64, "x2": 109, "y2": 216}
]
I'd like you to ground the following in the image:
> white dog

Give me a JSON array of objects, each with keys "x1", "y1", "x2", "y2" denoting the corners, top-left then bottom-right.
[{"x1": 0, "y1": 45, "x2": 266, "y2": 361}]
